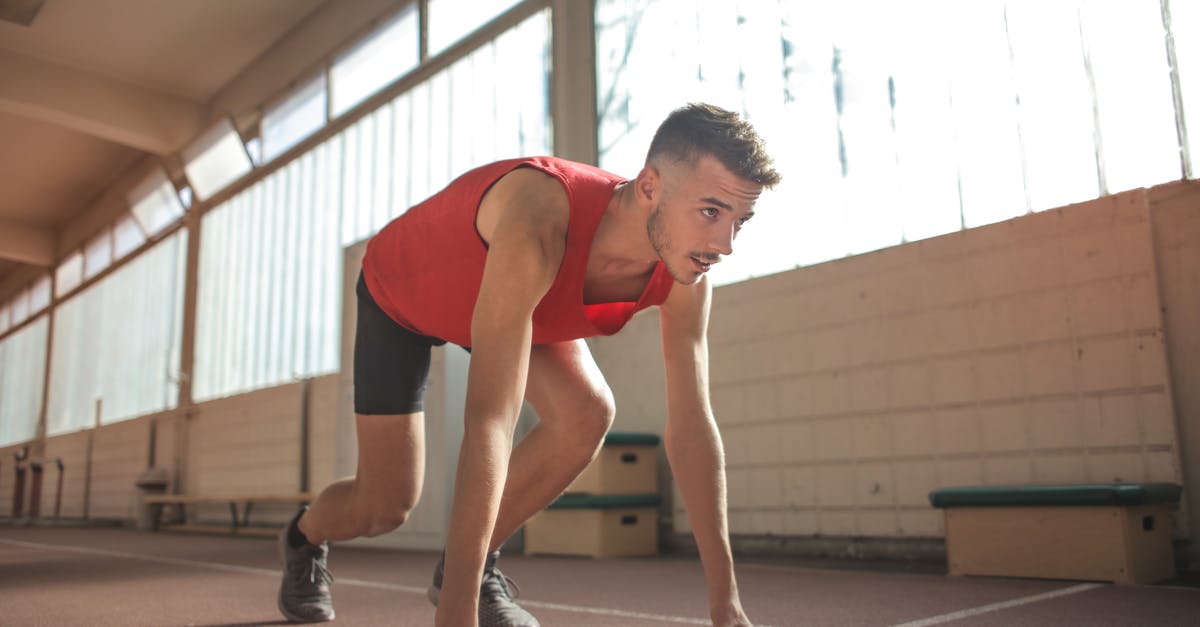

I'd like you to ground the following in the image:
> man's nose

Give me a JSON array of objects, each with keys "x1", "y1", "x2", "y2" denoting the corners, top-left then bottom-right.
[{"x1": 711, "y1": 223, "x2": 734, "y2": 256}]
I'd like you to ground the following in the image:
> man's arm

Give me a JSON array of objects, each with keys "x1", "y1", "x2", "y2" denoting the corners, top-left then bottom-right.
[
  {"x1": 658, "y1": 275, "x2": 751, "y2": 627},
  {"x1": 436, "y1": 169, "x2": 568, "y2": 627}
]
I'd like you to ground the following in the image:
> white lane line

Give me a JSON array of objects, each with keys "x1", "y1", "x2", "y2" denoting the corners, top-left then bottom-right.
[
  {"x1": 0, "y1": 538, "x2": 721, "y2": 625},
  {"x1": 888, "y1": 583, "x2": 1105, "y2": 627}
]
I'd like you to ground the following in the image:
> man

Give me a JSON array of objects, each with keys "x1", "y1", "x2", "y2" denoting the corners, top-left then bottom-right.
[{"x1": 278, "y1": 103, "x2": 780, "y2": 627}]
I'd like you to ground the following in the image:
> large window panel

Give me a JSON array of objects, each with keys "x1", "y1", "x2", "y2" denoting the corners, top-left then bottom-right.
[
  {"x1": 195, "y1": 11, "x2": 550, "y2": 401},
  {"x1": 46, "y1": 232, "x2": 186, "y2": 434},
  {"x1": 1084, "y1": 0, "x2": 1182, "y2": 193},
  {"x1": 597, "y1": 0, "x2": 1191, "y2": 283},
  {"x1": 1006, "y1": 0, "x2": 1099, "y2": 211},
  {"x1": 29, "y1": 276, "x2": 51, "y2": 313},
  {"x1": 0, "y1": 315, "x2": 47, "y2": 447},
  {"x1": 55, "y1": 252, "x2": 83, "y2": 297},
  {"x1": 195, "y1": 141, "x2": 342, "y2": 402},
  {"x1": 946, "y1": 0, "x2": 1027, "y2": 228},
  {"x1": 262, "y1": 73, "x2": 328, "y2": 163},
  {"x1": 83, "y1": 228, "x2": 113, "y2": 279},
  {"x1": 330, "y1": 5, "x2": 419, "y2": 117},
  {"x1": 129, "y1": 170, "x2": 186, "y2": 238},
  {"x1": 889, "y1": 3, "x2": 962, "y2": 242},
  {"x1": 1172, "y1": 0, "x2": 1199, "y2": 178},
  {"x1": 183, "y1": 119, "x2": 254, "y2": 201},
  {"x1": 428, "y1": 0, "x2": 522, "y2": 55}
]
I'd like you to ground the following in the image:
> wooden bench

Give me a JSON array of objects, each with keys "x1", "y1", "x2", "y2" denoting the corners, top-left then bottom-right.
[
  {"x1": 143, "y1": 493, "x2": 315, "y2": 535},
  {"x1": 929, "y1": 483, "x2": 1182, "y2": 584}
]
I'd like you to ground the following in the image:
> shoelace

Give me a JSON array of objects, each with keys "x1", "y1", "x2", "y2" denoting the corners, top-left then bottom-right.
[
  {"x1": 294, "y1": 554, "x2": 335, "y2": 588},
  {"x1": 483, "y1": 569, "x2": 521, "y2": 600}
]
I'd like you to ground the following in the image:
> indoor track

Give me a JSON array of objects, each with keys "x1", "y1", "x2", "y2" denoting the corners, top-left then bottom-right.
[{"x1": 1, "y1": 526, "x2": 1197, "y2": 626}]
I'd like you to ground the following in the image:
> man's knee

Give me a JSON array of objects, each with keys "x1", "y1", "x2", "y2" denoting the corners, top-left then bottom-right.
[
  {"x1": 561, "y1": 393, "x2": 616, "y2": 460},
  {"x1": 356, "y1": 492, "x2": 420, "y2": 537}
]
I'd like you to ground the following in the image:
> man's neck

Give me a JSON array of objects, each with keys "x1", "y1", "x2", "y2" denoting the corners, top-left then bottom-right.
[{"x1": 589, "y1": 181, "x2": 657, "y2": 275}]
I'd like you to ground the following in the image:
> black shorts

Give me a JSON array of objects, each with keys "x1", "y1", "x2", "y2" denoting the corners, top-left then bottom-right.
[{"x1": 353, "y1": 271, "x2": 448, "y2": 415}]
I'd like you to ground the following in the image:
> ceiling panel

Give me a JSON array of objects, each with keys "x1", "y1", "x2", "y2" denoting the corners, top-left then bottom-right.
[
  {"x1": 0, "y1": 0, "x2": 327, "y2": 101},
  {"x1": 0, "y1": 109, "x2": 141, "y2": 227}
]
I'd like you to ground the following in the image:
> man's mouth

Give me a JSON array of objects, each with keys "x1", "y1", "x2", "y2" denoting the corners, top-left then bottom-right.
[{"x1": 691, "y1": 256, "x2": 715, "y2": 273}]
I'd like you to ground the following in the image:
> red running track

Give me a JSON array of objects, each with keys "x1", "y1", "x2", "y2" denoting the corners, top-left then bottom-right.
[{"x1": 1, "y1": 526, "x2": 1197, "y2": 626}]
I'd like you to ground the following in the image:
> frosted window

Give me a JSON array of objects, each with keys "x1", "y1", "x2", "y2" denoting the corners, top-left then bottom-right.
[
  {"x1": 83, "y1": 228, "x2": 113, "y2": 279},
  {"x1": 29, "y1": 275, "x2": 51, "y2": 313},
  {"x1": 113, "y1": 212, "x2": 147, "y2": 259},
  {"x1": 9, "y1": 289, "x2": 30, "y2": 325},
  {"x1": 428, "y1": 0, "x2": 522, "y2": 55},
  {"x1": 55, "y1": 252, "x2": 83, "y2": 296},
  {"x1": 47, "y1": 232, "x2": 187, "y2": 433},
  {"x1": 330, "y1": 6, "x2": 419, "y2": 117},
  {"x1": 262, "y1": 74, "x2": 328, "y2": 162},
  {"x1": 183, "y1": 119, "x2": 254, "y2": 201},
  {"x1": 1172, "y1": 0, "x2": 1200, "y2": 179},
  {"x1": 596, "y1": 0, "x2": 1190, "y2": 284},
  {"x1": 194, "y1": 10, "x2": 550, "y2": 401},
  {"x1": 0, "y1": 316, "x2": 48, "y2": 447},
  {"x1": 1083, "y1": 0, "x2": 1182, "y2": 193}
]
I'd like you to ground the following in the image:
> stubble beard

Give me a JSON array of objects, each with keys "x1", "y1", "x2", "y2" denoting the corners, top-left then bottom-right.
[{"x1": 647, "y1": 202, "x2": 699, "y2": 285}]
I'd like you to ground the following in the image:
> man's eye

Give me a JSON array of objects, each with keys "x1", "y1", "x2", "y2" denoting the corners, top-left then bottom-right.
[{"x1": 702, "y1": 207, "x2": 719, "y2": 218}]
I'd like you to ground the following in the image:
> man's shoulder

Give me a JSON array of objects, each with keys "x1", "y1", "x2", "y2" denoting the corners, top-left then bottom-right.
[{"x1": 514, "y1": 156, "x2": 622, "y2": 184}]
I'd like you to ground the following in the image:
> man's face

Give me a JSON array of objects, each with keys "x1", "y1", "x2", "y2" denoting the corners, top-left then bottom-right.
[{"x1": 646, "y1": 155, "x2": 762, "y2": 285}]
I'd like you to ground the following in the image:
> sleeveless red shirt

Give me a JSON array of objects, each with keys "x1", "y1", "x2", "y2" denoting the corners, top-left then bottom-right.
[{"x1": 361, "y1": 156, "x2": 674, "y2": 347}]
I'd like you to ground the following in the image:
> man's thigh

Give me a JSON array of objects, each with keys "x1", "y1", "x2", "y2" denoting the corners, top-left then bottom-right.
[{"x1": 524, "y1": 339, "x2": 614, "y2": 426}]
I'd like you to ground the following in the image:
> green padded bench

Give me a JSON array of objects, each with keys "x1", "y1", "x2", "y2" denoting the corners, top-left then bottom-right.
[{"x1": 929, "y1": 483, "x2": 1182, "y2": 584}]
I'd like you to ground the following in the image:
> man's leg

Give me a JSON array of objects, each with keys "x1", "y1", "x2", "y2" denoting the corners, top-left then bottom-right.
[
  {"x1": 280, "y1": 270, "x2": 435, "y2": 623},
  {"x1": 299, "y1": 412, "x2": 425, "y2": 543},
  {"x1": 427, "y1": 339, "x2": 611, "y2": 627},
  {"x1": 489, "y1": 338, "x2": 615, "y2": 551},
  {"x1": 278, "y1": 413, "x2": 425, "y2": 623}
]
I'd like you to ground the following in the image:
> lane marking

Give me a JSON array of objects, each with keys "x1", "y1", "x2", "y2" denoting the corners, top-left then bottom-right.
[
  {"x1": 888, "y1": 583, "x2": 1105, "y2": 627},
  {"x1": 0, "y1": 538, "x2": 722, "y2": 625}
]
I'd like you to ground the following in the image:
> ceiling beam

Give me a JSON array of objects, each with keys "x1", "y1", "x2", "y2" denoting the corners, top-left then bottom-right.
[
  {"x1": 0, "y1": 217, "x2": 54, "y2": 267},
  {"x1": 0, "y1": 48, "x2": 205, "y2": 155}
]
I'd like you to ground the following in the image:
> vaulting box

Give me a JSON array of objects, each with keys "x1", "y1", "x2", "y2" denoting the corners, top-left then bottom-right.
[
  {"x1": 524, "y1": 494, "x2": 660, "y2": 559},
  {"x1": 565, "y1": 432, "x2": 660, "y2": 496},
  {"x1": 930, "y1": 483, "x2": 1181, "y2": 584}
]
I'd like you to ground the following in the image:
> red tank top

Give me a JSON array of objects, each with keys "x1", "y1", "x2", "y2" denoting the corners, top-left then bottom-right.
[{"x1": 361, "y1": 156, "x2": 674, "y2": 347}]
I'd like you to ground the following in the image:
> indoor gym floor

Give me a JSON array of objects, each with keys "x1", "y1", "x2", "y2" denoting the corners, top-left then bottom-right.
[{"x1": 1, "y1": 526, "x2": 1198, "y2": 626}]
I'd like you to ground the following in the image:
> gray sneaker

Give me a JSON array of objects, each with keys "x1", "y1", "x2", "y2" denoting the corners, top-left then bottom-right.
[
  {"x1": 427, "y1": 551, "x2": 540, "y2": 627},
  {"x1": 277, "y1": 525, "x2": 335, "y2": 622}
]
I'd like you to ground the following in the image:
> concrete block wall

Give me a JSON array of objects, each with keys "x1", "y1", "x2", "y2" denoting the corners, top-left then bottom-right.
[
  {"x1": 86, "y1": 417, "x2": 151, "y2": 519},
  {"x1": 592, "y1": 187, "x2": 1184, "y2": 542},
  {"x1": 184, "y1": 380, "x2": 306, "y2": 524},
  {"x1": 1147, "y1": 179, "x2": 1200, "y2": 564}
]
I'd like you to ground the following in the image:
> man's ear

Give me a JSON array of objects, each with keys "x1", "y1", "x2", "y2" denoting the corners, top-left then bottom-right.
[{"x1": 634, "y1": 164, "x2": 662, "y2": 204}]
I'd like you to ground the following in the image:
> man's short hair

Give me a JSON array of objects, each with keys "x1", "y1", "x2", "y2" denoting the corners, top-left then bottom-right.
[{"x1": 646, "y1": 103, "x2": 782, "y2": 188}]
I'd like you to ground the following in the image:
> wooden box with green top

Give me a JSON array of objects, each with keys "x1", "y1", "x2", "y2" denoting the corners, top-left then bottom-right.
[
  {"x1": 929, "y1": 483, "x2": 1182, "y2": 584},
  {"x1": 524, "y1": 493, "x2": 661, "y2": 558},
  {"x1": 564, "y1": 432, "x2": 660, "y2": 496}
]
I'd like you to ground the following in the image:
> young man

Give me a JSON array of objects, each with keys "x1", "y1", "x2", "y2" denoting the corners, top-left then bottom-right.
[{"x1": 278, "y1": 103, "x2": 780, "y2": 627}]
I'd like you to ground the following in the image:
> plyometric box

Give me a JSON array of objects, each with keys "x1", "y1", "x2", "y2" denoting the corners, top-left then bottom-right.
[
  {"x1": 525, "y1": 493, "x2": 661, "y2": 559},
  {"x1": 929, "y1": 483, "x2": 1182, "y2": 584},
  {"x1": 565, "y1": 432, "x2": 660, "y2": 496}
]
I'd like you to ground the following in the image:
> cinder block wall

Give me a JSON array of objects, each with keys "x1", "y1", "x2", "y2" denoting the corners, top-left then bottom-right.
[{"x1": 592, "y1": 186, "x2": 1188, "y2": 545}]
